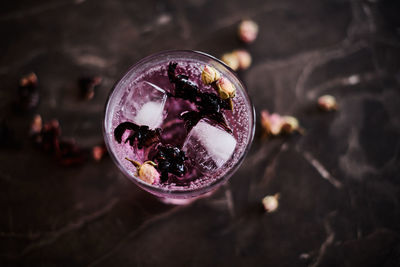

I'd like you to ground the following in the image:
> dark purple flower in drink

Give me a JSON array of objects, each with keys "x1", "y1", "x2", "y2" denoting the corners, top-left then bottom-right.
[
  {"x1": 168, "y1": 62, "x2": 200, "y2": 102},
  {"x1": 153, "y1": 145, "x2": 187, "y2": 182},
  {"x1": 167, "y1": 62, "x2": 233, "y2": 133},
  {"x1": 114, "y1": 121, "x2": 161, "y2": 149}
]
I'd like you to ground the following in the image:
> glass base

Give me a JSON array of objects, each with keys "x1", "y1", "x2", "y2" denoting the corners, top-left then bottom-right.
[{"x1": 158, "y1": 191, "x2": 214, "y2": 205}]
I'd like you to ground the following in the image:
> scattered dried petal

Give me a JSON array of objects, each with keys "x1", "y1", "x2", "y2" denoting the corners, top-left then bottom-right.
[
  {"x1": 17, "y1": 72, "x2": 39, "y2": 111},
  {"x1": 238, "y1": 19, "x2": 259, "y2": 43},
  {"x1": 201, "y1": 65, "x2": 221, "y2": 85},
  {"x1": 30, "y1": 114, "x2": 42, "y2": 135},
  {"x1": 261, "y1": 110, "x2": 284, "y2": 136},
  {"x1": 262, "y1": 193, "x2": 280, "y2": 213},
  {"x1": 221, "y1": 53, "x2": 239, "y2": 71},
  {"x1": 31, "y1": 117, "x2": 88, "y2": 166},
  {"x1": 92, "y1": 143, "x2": 107, "y2": 161},
  {"x1": 126, "y1": 158, "x2": 160, "y2": 184},
  {"x1": 233, "y1": 49, "x2": 252, "y2": 70},
  {"x1": 318, "y1": 95, "x2": 338, "y2": 111},
  {"x1": 281, "y1": 116, "x2": 299, "y2": 134},
  {"x1": 216, "y1": 77, "x2": 236, "y2": 100},
  {"x1": 261, "y1": 110, "x2": 302, "y2": 136},
  {"x1": 20, "y1": 72, "x2": 38, "y2": 87},
  {"x1": 79, "y1": 76, "x2": 102, "y2": 100}
]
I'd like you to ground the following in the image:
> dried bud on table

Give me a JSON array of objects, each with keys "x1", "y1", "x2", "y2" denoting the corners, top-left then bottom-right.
[
  {"x1": 262, "y1": 193, "x2": 280, "y2": 213},
  {"x1": 233, "y1": 49, "x2": 252, "y2": 70},
  {"x1": 221, "y1": 53, "x2": 239, "y2": 71},
  {"x1": 318, "y1": 95, "x2": 338, "y2": 111},
  {"x1": 261, "y1": 110, "x2": 302, "y2": 137},
  {"x1": 92, "y1": 144, "x2": 107, "y2": 161},
  {"x1": 17, "y1": 72, "x2": 40, "y2": 111},
  {"x1": 238, "y1": 19, "x2": 259, "y2": 43}
]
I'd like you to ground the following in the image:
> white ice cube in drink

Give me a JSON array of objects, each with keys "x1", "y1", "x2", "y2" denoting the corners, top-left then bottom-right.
[
  {"x1": 121, "y1": 81, "x2": 167, "y2": 129},
  {"x1": 182, "y1": 120, "x2": 237, "y2": 173}
]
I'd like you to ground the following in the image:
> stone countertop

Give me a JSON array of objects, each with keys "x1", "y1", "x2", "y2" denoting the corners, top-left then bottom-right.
[{"x1": 1, "y1": 0, "x2": 400, "y2": 266}]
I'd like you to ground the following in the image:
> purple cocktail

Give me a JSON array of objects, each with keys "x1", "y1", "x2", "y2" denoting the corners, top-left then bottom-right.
[{"x1": 103, "y1": 50, "x2": 255, "y2": 203}]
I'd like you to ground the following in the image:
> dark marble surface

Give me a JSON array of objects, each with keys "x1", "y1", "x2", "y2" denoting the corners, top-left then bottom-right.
[{"x1": 1, "y1": 0, "x2": 400, "y2": 266}]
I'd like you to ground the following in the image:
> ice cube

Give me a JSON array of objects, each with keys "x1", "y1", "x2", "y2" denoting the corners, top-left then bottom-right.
[
  {"x1": 182, "y1": 120, "x2": 237, "y2": 173},
  {"x1": 121, "y1": 81, "x2": 167, "y2": 129}
]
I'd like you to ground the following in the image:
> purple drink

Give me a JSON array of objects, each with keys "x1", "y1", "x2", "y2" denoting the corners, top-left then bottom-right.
[{"x1": 103, "y1": 51, "x2": 255, "y2": 202}]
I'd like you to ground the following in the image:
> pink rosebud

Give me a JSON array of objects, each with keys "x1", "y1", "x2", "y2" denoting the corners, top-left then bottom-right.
[
  {"x1": 221, "y1": 53, "x2": 239, "y2": 71},
  {"x1": 216, "y1": 77, "x2": 236, "y2": 99},
  {"x1": 238, "y1": 19, "x2": 259, "y2": 43},
  {"x1": 233, "y1": 49, "x2": 252, "y2": 70},
  {"x1": 262, "y1": 193, "x2": 280, "y2": 213},
  {"x1": 318, "y1": 95, "x2": 338, "y2": 111},
  {"x1": 201, "y1": 65, "x2": 221, "y2": 85}
]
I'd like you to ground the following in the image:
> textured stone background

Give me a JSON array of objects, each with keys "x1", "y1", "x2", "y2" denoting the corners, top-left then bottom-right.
[{"x1": 1, "y1": 0, "x2": 400, "y2": 266}]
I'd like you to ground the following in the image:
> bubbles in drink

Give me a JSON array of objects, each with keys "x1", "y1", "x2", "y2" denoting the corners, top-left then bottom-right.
[
  {"x1": 182, "y1": 120, "x2": 237, "y2": 173},
  {"x1": 121, "y1": 81, "x2": 167, "y2": 129}
]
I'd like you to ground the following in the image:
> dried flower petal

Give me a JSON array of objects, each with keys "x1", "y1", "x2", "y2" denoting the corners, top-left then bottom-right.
[
  {"x1": 238, "y1": 19, "x2": 259, "y2": 43},
  {"x1": 261, "y1": 110, "x2": 302, "y2": 136},
  {"x1": 260, "y1": 110, "x2": 284, "y2": 136},
  {"x1": 233, "y1": 49, "x2": 252, "y2": 70},
  {"x1": 216, "y1": 77, "x2": 236, "y2": 100},
  {"x1": 318, "y1": 95, "x2": 338, "y2": 111},
  {"x1": 221, "y1": 53, "x2": 239, "y2": 71},
  {"x1": 30, "y1": 114, "x2": 42, "y2": 135},
  {"x1": 92, "y1": 144, "x2": 107, "y2": 161},
  {"x1": 281, "y1": 116, "x2": 299, "y2": 134},
  {"x1": 17, "y1": 72, "x2": 39, "y2": 111},
  {"x1": 126, "y1": 158, "x2": 160, "y2": 184},
  {"x1": 201, "y1": 65, "x2": 221, "y2": 85},
  {"x1": 262, "y1": 193, "x2": 280, "y2": 213}
]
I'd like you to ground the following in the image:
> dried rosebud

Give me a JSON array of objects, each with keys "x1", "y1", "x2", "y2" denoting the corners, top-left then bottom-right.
[
  {"x1": 79, "y1": 76, "x2": 102, "y2": 100},
  {"x1": 17, "y1": 72, "x2": 39, "y2": 111},
  {"x1": 261, "y1": 110, "x2": 302, "y2": 136},
  {"x1": 30, "y1": 114, "x2": 42, "y2": 135},
  {"x1": 125, "y1": 158, "x2": 160, "y2": 185},
  {"x1": 216, "y1": 77, "x2": 236, "y2": 100},
  {"x1": 281, "y1": 116, "x2": 299, "y2": 134},
  {"x1": 20, "y1": 72, "x2": 38, "y2": 87},
  {"x1": 262, "y1": 193, "x2": 280, "y2": 213},
  {"x1": 201, "y1": 65, "x2": 221, "y2": 85},
  {"x1": 260, "y1": 110, "x2": 284, "y2": 136},
  {"x1": 92, "y1": 144, "x2": 107, "y2": 161},
  {"x1": 318, "y1": 95, "x2": 337, "y2": 111},
  {"x1": 221, "y1": 53, "x2": 239, "y2": 71},
  {"x1": 238, "y1": 19, "x2": 259, "y2": 43},
  {"x1": 233, "y1": 49, "x2": 252, "y2": 70}
]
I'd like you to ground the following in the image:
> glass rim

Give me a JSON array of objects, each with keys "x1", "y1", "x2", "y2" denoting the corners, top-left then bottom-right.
[{"x1": 103, "y1": 49, "x2": 256, "y2": 199}]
